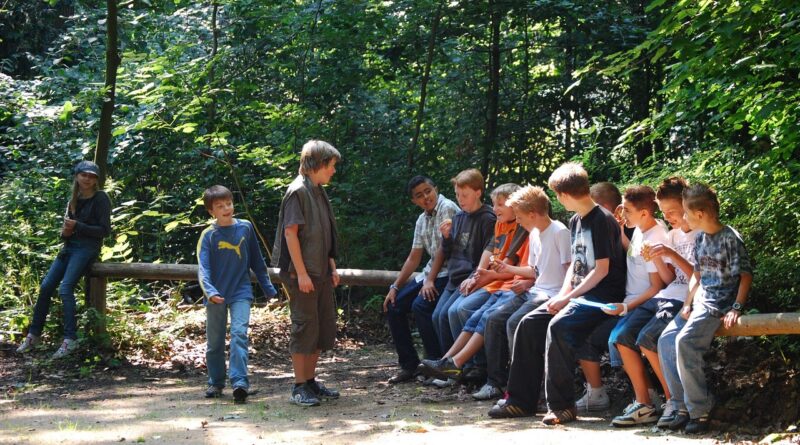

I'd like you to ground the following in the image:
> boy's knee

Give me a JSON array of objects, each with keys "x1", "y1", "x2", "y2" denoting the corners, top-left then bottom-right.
[{"x1": 612, "y1": 329, "x2": 638, "y2": 350}]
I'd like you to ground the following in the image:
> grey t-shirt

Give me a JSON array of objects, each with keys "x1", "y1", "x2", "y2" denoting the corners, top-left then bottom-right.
[{"x1": 693, "y1": 225, "x2": 752, "y2": 314}]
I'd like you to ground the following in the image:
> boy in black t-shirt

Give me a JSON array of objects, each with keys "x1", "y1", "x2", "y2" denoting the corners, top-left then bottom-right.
[{"x1": 488, "y1": 162, "x2": 625, "y2": 425}]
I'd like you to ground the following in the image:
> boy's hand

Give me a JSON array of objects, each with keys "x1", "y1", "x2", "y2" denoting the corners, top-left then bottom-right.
[
  {"x1": 680, "y1": 305, "x2": 692, "y2": 320},
  {"x1": 493, "y1": 261, "x2": 510, "y2": 274},
  {"x1": 723, "y1": 309, "x2": 740, "y2": 329},
  {"x1": 209, "y1": 295, "x2": 224, "y2": 304},
  {"x1": 420, "y1": 278, "x2": 439, "y2": 301},
  {"x1": 648, "y1": 243, "x2": 674, "y2": 260},
  {"x1": 601, "y1": 303, "x2": 625, "y2": 316},
  {"x1": 613, "y1": 205, "x2": 625, "y2": 226},
  {"x1": 439, "y1": 219, "x2": 452, "y2": 239},
  {"x1": 546, "y1": 295, "x2": 571, "y2": 314},
  {"x1": 459, "y1": 277, "x2": 476, "y2": 295},
  {"x1": 331, "y1": 269, "x2": 340, "y2": 287},
  {"x1": 298, "y1": 273, "x2": 315, "y2": 293},
  {"x1": 509, "y1": 279, "x2": 531, "y2": 294},
  {"x1": 383, "y1": 288, "x2": 397, "y2": 312}
]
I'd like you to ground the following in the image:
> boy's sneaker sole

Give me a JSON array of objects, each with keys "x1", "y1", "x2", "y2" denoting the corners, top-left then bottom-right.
[
  {"x1": 233, "y1": 387, "x2": 248, "y2": 404},
  {"x1": 289, "y1": 395, "x2": 320, "y2": 407}
]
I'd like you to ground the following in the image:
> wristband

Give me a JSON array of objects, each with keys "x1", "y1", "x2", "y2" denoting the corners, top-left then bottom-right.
[{"x1": 619, "y1": 303, "x2": 628, "y2": 317}]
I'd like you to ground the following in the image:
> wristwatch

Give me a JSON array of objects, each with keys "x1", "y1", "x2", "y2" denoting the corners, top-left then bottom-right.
[
  {"x1": 731, "y1": 302, "x2": 743, "y2": 311},
  {"x1": 389, "y1": 284, "x2": 400, "y2": 292}
]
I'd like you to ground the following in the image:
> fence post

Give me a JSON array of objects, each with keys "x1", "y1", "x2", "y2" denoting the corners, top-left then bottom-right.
[{"x1": 88, "y1": 276, "x2": 108, "y2": 337}]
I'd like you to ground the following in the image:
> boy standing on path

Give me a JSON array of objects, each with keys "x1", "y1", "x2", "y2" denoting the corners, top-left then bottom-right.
[
  {"x1": 272, "y1": 140, "x2": 343, "y2": 407},
  {"x1": 198, "y1": 185, "x2": 277, "y2": 404},
  {"x1": 657, "y1": 183, "x2": 752, "y2": 433},
  {"x1": 383, "y1": 175, "x2": 460, "y2": 384}
]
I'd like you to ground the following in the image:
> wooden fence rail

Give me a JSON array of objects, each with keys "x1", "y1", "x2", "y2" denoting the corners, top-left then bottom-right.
[{"x1": 87, "y1": 262, "x2": 799, "y2": 337}]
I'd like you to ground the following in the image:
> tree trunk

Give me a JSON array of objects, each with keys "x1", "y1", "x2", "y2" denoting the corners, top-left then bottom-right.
[
  {"x1": 207, "y1": 0, "x2": 219, "y2": 125},
  {"x1": 408, "y1": 1, "x2": 444, "y2": 169},
  {"x1": 482, "y1": 0, "x2": 501, "y2": 178},
  {"x1": 93, "y1": 0, "x2": 120, "y2": 187},
  {"x1": 563, "y1": 21, "x2": 574, "y2": 157},
  {"x1": 630, "y1": 0, "x2": 653, "y2": 165},
  {"x1": 516, "y1": 10, "x2": 530, "y2": 177}
]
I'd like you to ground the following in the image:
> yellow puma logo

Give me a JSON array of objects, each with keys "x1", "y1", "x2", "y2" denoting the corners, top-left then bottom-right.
[{"x1": 218, "y1": 237, "x2": 245, "y2": 258}]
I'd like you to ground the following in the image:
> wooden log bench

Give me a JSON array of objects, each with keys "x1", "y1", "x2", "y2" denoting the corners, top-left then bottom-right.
[{"x1": 87, "y1": 262, "x2": 800, "y2": 337}]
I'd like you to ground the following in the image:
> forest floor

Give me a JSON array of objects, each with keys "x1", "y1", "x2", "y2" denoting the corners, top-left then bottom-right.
[{"x1": 1, "y1": 306, "x2": 798, "y2": 445}]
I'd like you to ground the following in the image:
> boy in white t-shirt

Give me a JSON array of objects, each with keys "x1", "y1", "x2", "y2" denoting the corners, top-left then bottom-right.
[{"x1": 602, "y1": 185, "x2": 669, "y2": 425}]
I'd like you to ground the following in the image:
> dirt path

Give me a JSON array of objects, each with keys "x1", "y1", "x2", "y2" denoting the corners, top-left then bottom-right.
[{"x1": 0, "y1": 343, "x2": 756, "y2": 445}]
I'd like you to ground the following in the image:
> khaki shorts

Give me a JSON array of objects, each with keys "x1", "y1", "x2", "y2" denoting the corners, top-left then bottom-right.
[{"x1": 286, "y1": 276, "x2": 337, "y2": 354}]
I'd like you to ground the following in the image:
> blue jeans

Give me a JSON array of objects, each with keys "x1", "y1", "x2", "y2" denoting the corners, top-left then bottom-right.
[
  {"x1": 463, "y1": 290, "x2": 516, "y2": 335},
  {"x1": 387, "y1": 276, "x2": 449, "y2": 371},
  {"x1": 30, "y1": 241, "x2": 98, "y2": 340},
  {"x1": 449, "y1": 288, "x2": 490, "y2": 340},
  {"x1": 658, "y1": 305, "x2": 721, "y2": 418},
  {"x1": 430, "y1": 288, "x2": 462, "y2": 354},
  {"x1": 206, "y1": 299, "x2": 251, "y2": 389},
  {"x1": 609, "y1": 298, "x2": 682, "y2": 366}
]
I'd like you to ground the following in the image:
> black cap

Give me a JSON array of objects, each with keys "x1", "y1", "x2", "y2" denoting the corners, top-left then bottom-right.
[{"x1": 74, "y1": 160, "x2": 100, "y2": 177}]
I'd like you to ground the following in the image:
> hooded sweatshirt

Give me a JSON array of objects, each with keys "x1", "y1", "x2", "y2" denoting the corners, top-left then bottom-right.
[{"x1": 442, "y1": 203, "x2": 496, "y2": 290}]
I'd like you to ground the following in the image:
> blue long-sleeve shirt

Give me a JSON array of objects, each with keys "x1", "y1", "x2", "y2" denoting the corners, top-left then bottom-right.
[{"x1": 197, "y1": 219, "x2": 277, "y2": 304}]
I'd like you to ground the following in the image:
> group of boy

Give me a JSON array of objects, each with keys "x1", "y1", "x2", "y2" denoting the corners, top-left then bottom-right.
[
  {"x1": 195, "y1": 141, "x2": 752, "y2": 434},
  {"x1": 384, "y1": 162, "x2": 752, "y2": 434}
]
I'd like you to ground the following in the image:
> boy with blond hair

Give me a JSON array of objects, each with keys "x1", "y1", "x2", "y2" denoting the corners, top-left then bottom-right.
[
  {"x1": 272, "y1": 140, "x2": 343, "y2": 407},
  {"x1": 473, "y1": 185, "x2": 571, "y2": 400},
  {"x1": 657, "y1": 183, "x2": 752, "y2": 433},
  {"x1": 489, "y1": 163, "x2": 626, "y2": 423}
]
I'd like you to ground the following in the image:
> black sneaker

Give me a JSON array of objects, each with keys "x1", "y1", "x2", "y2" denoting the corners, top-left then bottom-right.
[
  {"x1": 205, "y1": 385, "x2": 223, "y2": 398},
  {"x1": 419, "y1": 357, "x2": 462, "y2": 380},
  {"x1": 667, "y1": 410, "x2": 690, "y2": 431},
  {"x1": 684, "y1": 415, "x2": 710, "y2": 434},
  {"x1": 233, "y1": 387, "x2": 248, "y2": 404},
  {"x1": 307, "y1": 379, "x2": 340, "y2": 400},
  {"x1": 388, "y1": 368, "x2": 417, "y2": 384},
  {"x1": 289, "y1": 383, "x2": 320, "y2": 407},
  {"x1": 419, "y1": 357, "x2": 447, "y2": 369},
  {"x1": 463, "y1": 366, "x2": 487, "y2": 383},
  {"x1": 488, "y1": 401, "x2": 533, "y2": 418}
]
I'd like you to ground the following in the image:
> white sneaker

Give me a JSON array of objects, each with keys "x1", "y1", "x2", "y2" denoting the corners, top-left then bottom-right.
[
  {"x1": 576, "y1": 383, "x2": 610, "y2": 411},
  {"x1": 472, "y1": 383, "x2": 503, "y2": 400},
  {"x1": 51, "y1": 339, "x2": 77, "y2": 359},
  {"x1": 611, "y1": 402, "x2": 658, "y2": 427},
  {"x1": 16, "y1": 334, "x2": 40, "y2": 353},
  {"x1": 431, "y1": 378, "x2": 456, "y2": 388}
]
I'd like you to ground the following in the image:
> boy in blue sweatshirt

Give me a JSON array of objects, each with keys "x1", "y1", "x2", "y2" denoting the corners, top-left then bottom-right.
[{"x1": 197, "y1": 185, "x2": 277, "y2": 403}]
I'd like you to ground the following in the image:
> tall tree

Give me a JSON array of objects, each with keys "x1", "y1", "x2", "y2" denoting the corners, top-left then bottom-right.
[
  {"x1": 93, "y1": 0, "x2": 120, "y2": 185},
  {"x1": 409, "y1": 1, "x2": 445, "y2": 169}
]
